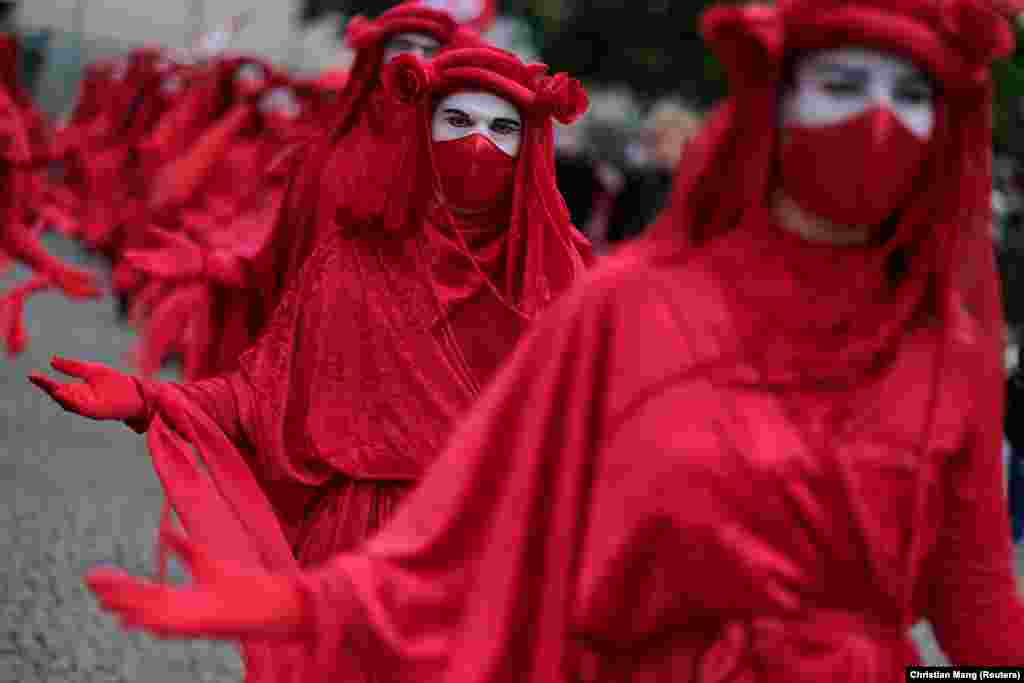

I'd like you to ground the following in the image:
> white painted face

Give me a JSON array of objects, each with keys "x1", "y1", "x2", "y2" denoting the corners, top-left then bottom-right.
[
  {"x1": 199, "y1": 29, "x2": 231, "y2": 56},
  {"x1": 235, "y1": 63, "x2": 266, "y2": 86},
  {"x1": 111, "y1": 59, "x2": 129, "y2": 82},
  {"x1": 259, "y1": 86, "x2": 301, "y2": 117},
  {"x1": 422, "y1": 0, "x2": 485, "y2": 23},
  {"x1": 431, "y1": 91, "x2": 523, "y2": 157},
  {"x1": 382, "y1": 32, "x2": 442, "y2": 64},
  {"x1": 782, "y1": 48, "x2": 936, "y2": 140},
  {"x1": 161, "y1": 74, "x2": 183, "y2": 96}
]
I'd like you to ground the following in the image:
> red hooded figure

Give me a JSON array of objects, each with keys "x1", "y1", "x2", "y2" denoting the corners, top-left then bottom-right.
[
  {"x1": 116, "y1": 4, "x2": 482, "y2": 377},
  {"x1": 124, "y1": 79, "x2": 316, "y2": 381},
  {"x1": 45, "y1": 59, "x2": 121, "y2": 236},
  {"x1": 68, "y1": 48, "x2": 189, "y2": 254},
  {"x1": 31, "y1": 45, "x2": 590, "y2": 682},
  {"x1": 246, "y1": 2, "x2": 484, "y2": 331},
  {"x1": 0, "y1": 66, "x2": 100, "y2": 356},
  {"x1": 80, "y1": 1, "x2": 1024, "y2": 681},
  {"x1": 107, "y1": 56, "x2": 280, "y2": 307}
]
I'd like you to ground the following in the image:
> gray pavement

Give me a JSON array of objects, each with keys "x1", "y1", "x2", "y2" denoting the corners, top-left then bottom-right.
[
  {"x1": 2, "y1": 234, "x2": 240, "y2": 682},
  {"x1": 1, "y1": 233, "x2": 1022, "y2": 681}
]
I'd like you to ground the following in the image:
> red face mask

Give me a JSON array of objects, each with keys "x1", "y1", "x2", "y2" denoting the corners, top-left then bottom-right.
[
  {"x1": 432, "y1": 133, "x2": 517, "y2": 213},
  {"x1": 778, "y1": 107, "x2": 930, "y2": 227}
]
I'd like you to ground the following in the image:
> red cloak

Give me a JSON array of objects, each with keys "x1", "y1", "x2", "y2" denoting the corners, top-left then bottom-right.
[
  {"x1": 255, "y1": 1, "x2": 1018, "y2": 680},
  {"x1": 132, "y1": 46, "x2": 590, "y2": 682}
]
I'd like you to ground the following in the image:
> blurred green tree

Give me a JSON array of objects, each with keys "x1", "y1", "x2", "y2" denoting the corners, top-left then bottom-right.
[{"x1": 994, "y1": 22, "x2": 1024, "y2": 157}]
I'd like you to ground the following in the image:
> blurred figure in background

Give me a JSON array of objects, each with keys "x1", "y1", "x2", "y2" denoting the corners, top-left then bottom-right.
[
  {"x1": 553, "y1": 118, "x2": 623, "y2": 255},
  {"x1": 1006, "y1": 325, "x2": 1024, "y2": 543},
  {"x1": 606, "y1": 97, "x2": 701, "y2": 245}
]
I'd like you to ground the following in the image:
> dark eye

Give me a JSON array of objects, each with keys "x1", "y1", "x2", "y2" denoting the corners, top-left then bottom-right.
[
  {"x1": 895, "y1": 85, "x2": 932, "y2": 106},
  {"x1": 820, "y1": 80, "x2": 862, "y2": 97},
  {"x1": 491, "y1": 120, "x2": 521, "y2": 135},
  {"x1": 446, "y1": 114, "x2": 472, "y2": 127},
  {"x1": 390, "y1": 39, "x2": 413, "y2": 52},
  {"x1": 421, "y1": 45, "x2": 439, "y2": 58}
]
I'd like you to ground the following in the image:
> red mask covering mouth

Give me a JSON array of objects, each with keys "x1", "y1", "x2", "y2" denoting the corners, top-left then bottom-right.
[
  {"x1": 432, "y1": 133, "x2": 517, "y2": 214},
  {"x1": 778, "y1": 106, "x2": 930, "y2": 229}
]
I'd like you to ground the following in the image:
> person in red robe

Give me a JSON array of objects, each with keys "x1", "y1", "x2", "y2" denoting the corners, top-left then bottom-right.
[
  {"x1": 45, "y1": 58, "x2": 124, "y2": 239},
  {"x1": 247, "y1": 2, "x2": 484, "y2": 332},
  {"x1": 0, "y1": 31, "x2": 54, "y2": 219},
  {"x1": 65, "y1": 48, "x2": 185, "y2": 255},
  {"x1": 123, "y1": 80, "x2": 313, "y2": 380},
  {"x1": 31, "y1": 45, "x2": 591, "y2": 681},
  {"x1": 75, "y1": 0, "x2": 1024, "y2": 680},
  {"x1": 0, "y1": 55, "x2": 100, "y2": 355},
  {"x1": 116, "y1": 3, "x2": 484, "y2": 378},
  {"x1": 106, "y1": 55, "x2": 280, "y2": 318}
]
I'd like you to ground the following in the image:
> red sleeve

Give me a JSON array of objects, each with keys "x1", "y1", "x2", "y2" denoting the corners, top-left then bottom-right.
[
  {"x1": 3, "y1": 218, "x2": 66, "y2": 277},
  {"x1": 128, "y1": 373, "x2": 253, "y2": 447},
  {"x1": 924, "y1": 426, "x2": 1024, "y2": 665},
  {"x1": 290, "y1": 258, "x2": 691, "y2": 683}
]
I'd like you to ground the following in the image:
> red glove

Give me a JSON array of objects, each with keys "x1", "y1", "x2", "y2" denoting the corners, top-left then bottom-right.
[
  {"x1": 122, "y1": 228, "x2": 204, "y2": 281},
  {"x1": 87, "y1": 527, "x2": 308, "y2": 640},
  {"x1": 28, "y1": 356, "x2": 146, "y2": 422}
]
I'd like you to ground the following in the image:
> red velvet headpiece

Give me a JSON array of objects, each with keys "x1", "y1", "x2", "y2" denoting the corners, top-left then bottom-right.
[
  {"x1": 380, "y1": 46, "x2": 592, "y2": 318},
  {"x1": 649, "y1": 0, "x2": 1012, "y2": 336},
  {"x1": 322, "y1": 1, "x2": 481, "y2": 137}
]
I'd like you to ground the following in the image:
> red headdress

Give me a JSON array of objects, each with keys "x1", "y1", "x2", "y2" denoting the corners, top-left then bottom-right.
[
  {"x1": 381, "y1": 45, "x2": 592, "y2": 318},
  {"x1": 141, "y1": 55, "x2": 278, "y2": 175},
  {"x1": 246, "y1": 2, "x2": 484, "y2": 323},
  {"x1": 647, "y1": 0, "x2": 1012, "y2": 367},
  {"x1": 145, "y1": 56, "x2": 283, "y2": 208},
  {"x1": 322, "y1": 1, "x2": 482, "y2": 137}
]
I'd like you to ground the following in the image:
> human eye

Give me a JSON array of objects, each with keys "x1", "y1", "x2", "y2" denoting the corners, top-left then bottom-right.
[
  {"x1": 445, "y1": 112, "x2": 472, "y2": 127},
  {"x1": 895, "y1": 80, "x2": 933, "y2": 106},
  {"x1": 819, "y1": 79, "x2": 863, "y2": 97},
  {"x1": 491, "y1": 119, "x2": 521, "y2": 135}
]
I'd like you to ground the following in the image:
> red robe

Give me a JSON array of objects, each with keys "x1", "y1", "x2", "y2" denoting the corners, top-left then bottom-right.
[
  {"x1": 132, "y1": 121, "x2": 296, "y2": 380},
  {"x1": 248, "y1": 86, "x2": 423, "y2": 332},
  {"x1": 134, "y1": 184, "x2": 588, "y2": 679},
  {"x1": 139, "y1": 203, "x2": 537, "y2": 564},
  {"x1": 284, "y1": 207, "x2": 1024, "y2": 681}
]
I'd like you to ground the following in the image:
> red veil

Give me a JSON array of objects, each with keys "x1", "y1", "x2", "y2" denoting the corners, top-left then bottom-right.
[
  {"x1": 136, "y1": 44, "x2": 591, "y2": 682},
  {"x1": 247, "y1": 2, "x2": 483, "y2": 326}
]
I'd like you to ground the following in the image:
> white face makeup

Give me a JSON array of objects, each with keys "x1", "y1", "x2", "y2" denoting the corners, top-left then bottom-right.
[
  {"x1": 431, "y1": 91, "x2": 523, "y2": 157},
  {"x1": 782, "y1": 47, "x2": 936, "y2": 140},
  {"x1": 161, "y1": 74, "x2": 183, "y2": 96},
  {"x1": 422, "y1": 0, "x2": 482, "y2": 23},
  {"x1": 111, "y1": 59, "x2": 129, "y2": 82},
  {"x1": 235, "y1": 63, "x2": 266, "y2": 87},
  {"x1": 259, "y1": 86, "x2": 301, "y2": 117},
  {"x1": 383, "y1": 33, "x2": 442, "y2": 64}
]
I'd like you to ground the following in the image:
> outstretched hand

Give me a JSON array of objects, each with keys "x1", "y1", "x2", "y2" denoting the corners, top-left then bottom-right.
[
  {"x1": 28, "y1": 356, "x2": 144, "y2": 421},
  {"x1": 87, "y1": 527, "x2": 307, "y2": 640}
]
